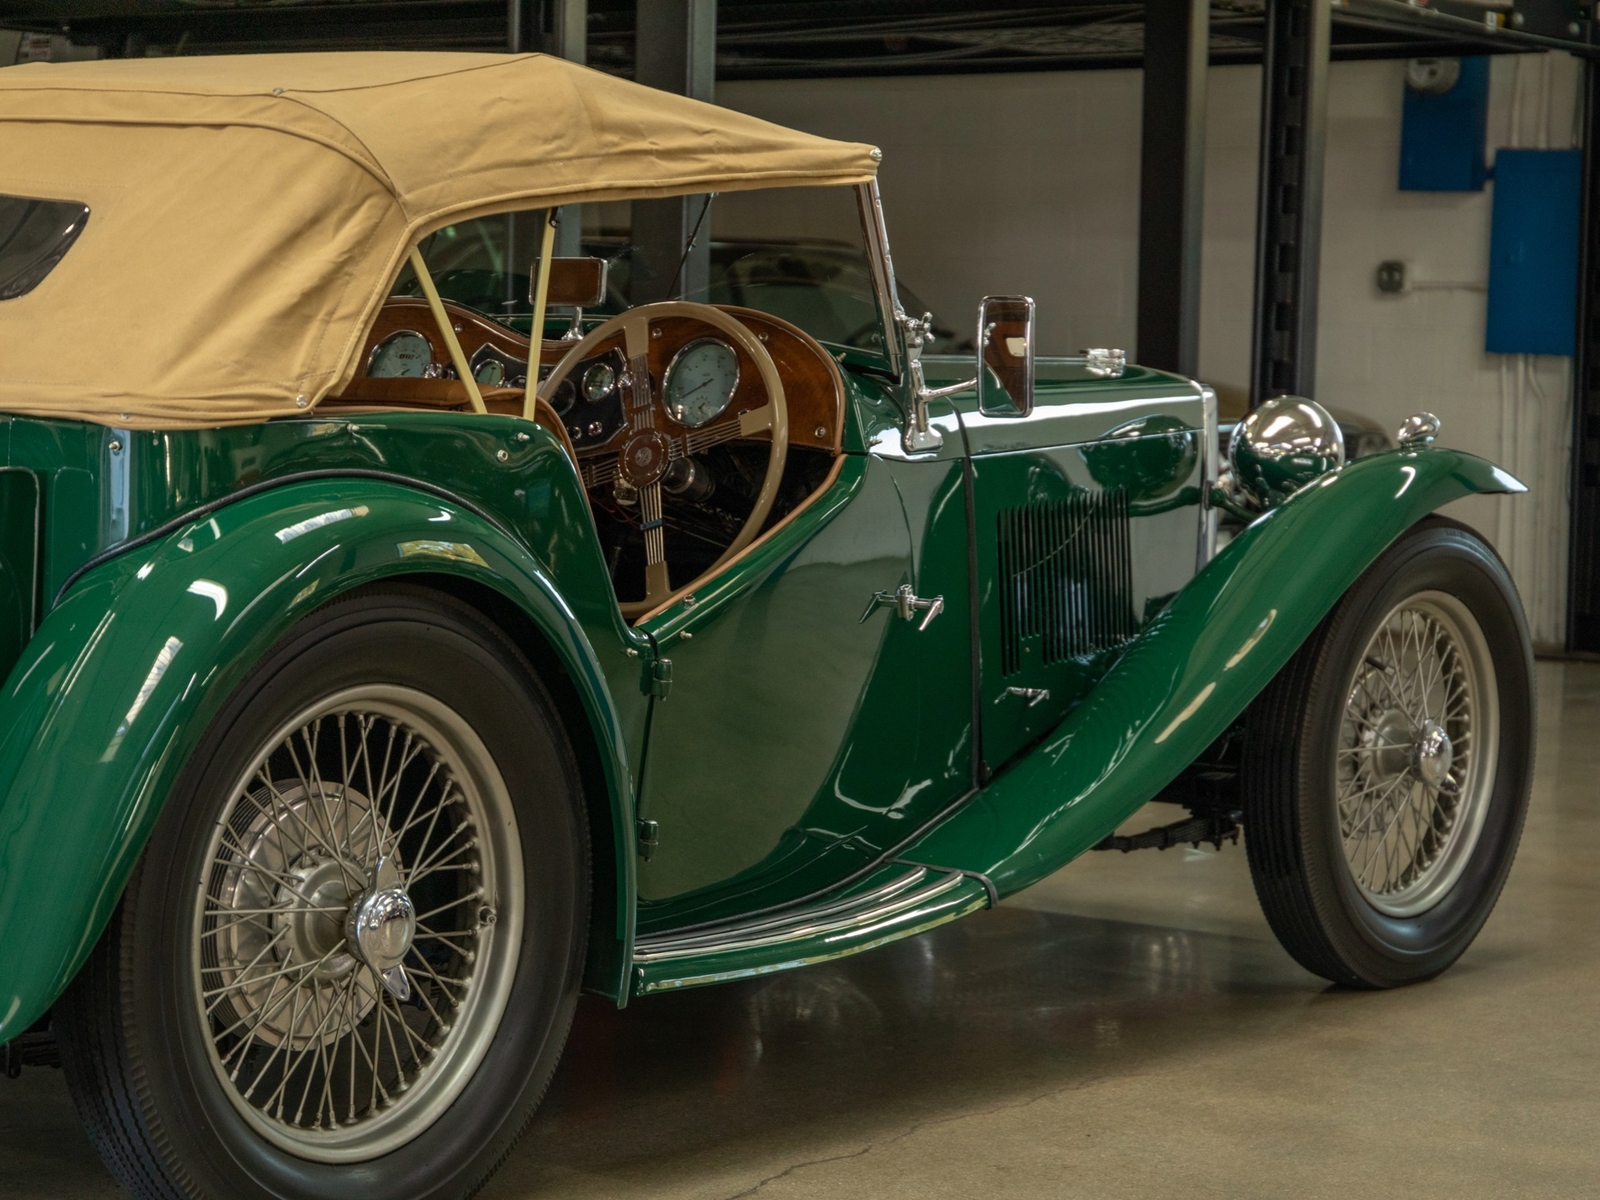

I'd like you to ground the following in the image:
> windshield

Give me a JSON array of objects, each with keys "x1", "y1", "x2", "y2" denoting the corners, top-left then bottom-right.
[{"x1": 398, "y1": 186, "x2": 932, "y2": 357}]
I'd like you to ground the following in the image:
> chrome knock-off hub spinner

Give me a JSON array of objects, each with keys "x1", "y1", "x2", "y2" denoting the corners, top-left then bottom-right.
[
  {"x1": 1414, "y1": 719, "x2": 1454, "y2": 789},
  {"x1": 346, "y1": 856, "x2": 417, "y2": 1000}
]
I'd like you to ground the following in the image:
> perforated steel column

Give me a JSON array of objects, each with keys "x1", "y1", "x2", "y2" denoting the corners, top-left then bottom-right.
[
  {"x1": 1568, "y1": 59, "x2": 1600, "y2": 651},
  {"x1": 1250, "y1": 0, "x2": 1331, "y2": 405}
]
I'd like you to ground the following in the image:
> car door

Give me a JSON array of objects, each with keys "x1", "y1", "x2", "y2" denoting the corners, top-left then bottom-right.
[{"x1": 632, "y1": 390, "x2": 973, "y2": 934}]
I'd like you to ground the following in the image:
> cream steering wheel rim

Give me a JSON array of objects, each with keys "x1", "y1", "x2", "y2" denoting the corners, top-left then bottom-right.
[{"x1": 539, "y1": 302, "x2": 790, "y2": 618}]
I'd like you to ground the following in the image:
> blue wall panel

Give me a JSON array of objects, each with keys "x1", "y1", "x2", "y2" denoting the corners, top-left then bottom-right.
[
  {"x1": 1399, "y1": 57, "x2": 1490, "y2": 192},
  {"x1": 1486, "y1": 148, "x2": 1581, "y2": 357}
]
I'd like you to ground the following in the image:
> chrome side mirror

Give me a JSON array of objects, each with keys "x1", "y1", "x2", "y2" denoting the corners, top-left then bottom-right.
[
  {"x1": 897, "y1": 294, "x2": 1037, "y2": 453},
  {"x1": 976, "y1": 295, "x2": 1035, "y2": 418}
]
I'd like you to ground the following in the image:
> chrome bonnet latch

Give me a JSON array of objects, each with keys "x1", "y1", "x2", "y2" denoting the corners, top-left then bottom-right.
[{"x1": 861, "y1": 583, "x2": 944, "y2": 631}]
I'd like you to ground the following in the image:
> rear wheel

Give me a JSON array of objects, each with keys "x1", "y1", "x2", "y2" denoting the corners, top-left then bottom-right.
[
  {"x1": 1242, "y1": 518, "x2": 1533, "y2": 988},
  {"x1": 57, "y1": 585, "x2": 588, "y2": 1199}
]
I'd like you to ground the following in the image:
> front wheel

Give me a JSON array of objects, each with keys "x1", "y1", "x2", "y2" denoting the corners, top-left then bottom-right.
[
  {"x1": 1242, "y1": 518, "x2": 1534, "y2": 988},
  {"x1": 57, "y1": 585, "x2": 588, "y2": 1199}
]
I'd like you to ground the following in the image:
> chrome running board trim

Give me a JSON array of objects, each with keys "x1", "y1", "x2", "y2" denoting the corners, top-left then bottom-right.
[
  {"x1": 631, "y1": 866, "x2": 988, "y2": 995},
  {"x1": 634, "y1": 867, "x2": 935, "y2": 961}
]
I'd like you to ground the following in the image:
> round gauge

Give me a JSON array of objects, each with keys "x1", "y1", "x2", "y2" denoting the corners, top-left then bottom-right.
[
  {"x1": 368, "y1": 331, "x2": 434, "y2": 378},
  {"x1": 663, "y1": 339, "x2": 740, "y2": 428},
  {"x1": 474, "y1": 358, "x2": 506, "y2": 386},
  {"x1": 583, "y1": 361, "x2": 616, "y2": 403}
]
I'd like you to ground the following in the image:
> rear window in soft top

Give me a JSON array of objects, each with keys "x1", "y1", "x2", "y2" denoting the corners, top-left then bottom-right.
[{"x1": 0, "y1": 195, "x2": 90, "y2": 301}]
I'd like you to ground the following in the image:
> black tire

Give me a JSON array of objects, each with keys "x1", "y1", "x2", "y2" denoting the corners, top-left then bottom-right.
[
  {"x1": 1242, "y1": 517, "x2": 1533, "y2": 988},
  {"x1": 56, "y1": 584, "x2": 589, "y2": 1200}
]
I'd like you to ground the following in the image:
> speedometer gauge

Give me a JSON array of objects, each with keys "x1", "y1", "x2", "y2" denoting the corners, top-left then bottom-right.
[
  {"x1": 663, "y1": 338, "x2": 740, "y2": 428},
  {"x1": 368, "y1": 331, "x2": 434, "y2": 378}
]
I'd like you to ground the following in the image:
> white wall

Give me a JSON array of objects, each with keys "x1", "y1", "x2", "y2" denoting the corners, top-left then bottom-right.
[
  {"x1": 722, "y1": 70, "x2": 1145, "y2": 354},
  {"x1": 720, "y1": 54, "x2": 1582, "y2": 646}
]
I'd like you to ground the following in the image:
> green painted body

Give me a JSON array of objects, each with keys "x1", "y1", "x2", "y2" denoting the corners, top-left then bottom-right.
[
  {"x1": 0, "y1": 336, "x2": 1523, "y2": 1036},
  {"x1": 0, "y1": 469, "x2": 39, "y2": 680},
  {"x1": 633, "y1": 451, "x2": 975, "y2": 930},
  {"x1": 0, "y1": 413, "x2": 652, "y2": 1037},
  {"x1": 902, "y1": 447, "x2": 1524, "y2": 897}
]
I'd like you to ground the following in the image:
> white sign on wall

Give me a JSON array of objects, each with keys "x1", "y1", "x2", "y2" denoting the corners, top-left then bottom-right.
[{"x1": 17, "y1": 34, "x2": 53, "y2": 63}]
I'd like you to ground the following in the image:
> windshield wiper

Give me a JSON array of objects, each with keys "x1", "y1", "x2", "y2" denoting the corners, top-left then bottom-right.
[{"x1": 665, "y1": 193, "x2": 717, "y2": 300}]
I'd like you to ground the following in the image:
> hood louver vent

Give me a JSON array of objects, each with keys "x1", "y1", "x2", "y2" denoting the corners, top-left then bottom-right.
[{"x1": 997, "y1": 491, "x2": 1136, "y2": 676}]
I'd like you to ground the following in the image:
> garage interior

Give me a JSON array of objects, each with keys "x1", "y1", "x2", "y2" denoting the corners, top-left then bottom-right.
[{"x1": 2, "y1": 2, "x2": 1599, "y2": 1195}]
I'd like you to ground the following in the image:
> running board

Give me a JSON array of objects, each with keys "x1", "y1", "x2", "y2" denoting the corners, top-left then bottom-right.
[{"x1": 631, "y1": 865, "x2": 990, "y2": 996}]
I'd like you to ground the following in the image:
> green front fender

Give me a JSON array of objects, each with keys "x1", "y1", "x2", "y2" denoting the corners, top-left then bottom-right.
[
  {"x1": 0, "y1": 479, "x2": 635, "y2": 1040},
  {"x1": 904, "y1": 447, "x2": 1526, "y2": 897}
]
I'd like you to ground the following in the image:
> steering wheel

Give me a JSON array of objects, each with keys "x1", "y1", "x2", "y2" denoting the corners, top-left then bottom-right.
[{"x1": 539, "y1": 301, "x2": 790, "y2": 618}]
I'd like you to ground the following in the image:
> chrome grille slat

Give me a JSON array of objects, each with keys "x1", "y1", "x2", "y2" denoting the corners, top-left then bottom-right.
[{"x1": 998, "y1": 489, "x2": 1135, "y2": 675}]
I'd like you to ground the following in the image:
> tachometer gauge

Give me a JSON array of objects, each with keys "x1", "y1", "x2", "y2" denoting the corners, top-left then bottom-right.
[
  {"x1": 663, "y1": 338, "x2": 739, "y2": 428},
  {"x1": 368, "y1": 331, "x2": 434, "y2": 378}
]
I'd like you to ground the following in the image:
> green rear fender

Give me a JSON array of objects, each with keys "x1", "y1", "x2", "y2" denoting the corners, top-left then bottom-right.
[
  {"x1": 904, "y1": 447, "x2": 1526, "y2": 896},
  {"x1": 0, "y1": 479, "x2": 635, "y2": 1040}
]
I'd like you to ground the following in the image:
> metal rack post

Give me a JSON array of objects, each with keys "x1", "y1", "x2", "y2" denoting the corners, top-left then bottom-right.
[{"x1": 1250, "y1": 0, "x2": 1332, "y2": 405}]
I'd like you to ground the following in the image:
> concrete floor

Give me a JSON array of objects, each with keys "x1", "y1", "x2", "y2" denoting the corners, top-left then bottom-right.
[{"x1": 5, "y1": 661, "x2": 1597, "y2": 1199}]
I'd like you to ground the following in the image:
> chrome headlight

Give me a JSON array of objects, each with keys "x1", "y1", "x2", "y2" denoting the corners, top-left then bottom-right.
[{"x1": 1228, "y1": 395, "x2": 1345, "y2": 507}]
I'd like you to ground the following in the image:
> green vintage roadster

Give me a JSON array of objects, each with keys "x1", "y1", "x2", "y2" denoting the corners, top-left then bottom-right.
[{"x1": 0, "y1": 51, "x2": 1532, "y2": 1200}]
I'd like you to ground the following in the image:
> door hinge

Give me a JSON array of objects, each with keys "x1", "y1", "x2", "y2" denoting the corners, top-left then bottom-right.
[
  {"x1": 643, "y1": 656, "x2": 672, "y2": 698},
  {"x1": 636, "y1": 818, "x2": 660, "y2": 860}
]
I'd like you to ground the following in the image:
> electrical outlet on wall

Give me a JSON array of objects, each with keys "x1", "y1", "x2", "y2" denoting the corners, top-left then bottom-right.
[{"x1": 1376, "y1": 260, "x2": 1410, "y2": 294}]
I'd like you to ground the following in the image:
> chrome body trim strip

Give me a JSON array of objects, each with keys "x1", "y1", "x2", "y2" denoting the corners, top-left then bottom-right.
[
  {"x1": 633, "y1": 866, "x2": 968, "y2": 963},
  {"x1": 1196, "y1": 381, "x2": 1219, "y2": 568}
]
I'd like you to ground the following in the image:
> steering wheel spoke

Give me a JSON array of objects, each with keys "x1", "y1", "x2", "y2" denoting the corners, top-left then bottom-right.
[
  {"x1": 737, "y1": 404, "x2": 778, "y2": 437},
  {"x1": 638, "y1": 482, "x2": 672, "y2": 606}
]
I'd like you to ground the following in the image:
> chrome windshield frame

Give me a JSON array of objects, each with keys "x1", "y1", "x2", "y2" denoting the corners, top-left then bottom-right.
[{"x1": 855, "y1": 179, "x2": 904, "y2": 380}]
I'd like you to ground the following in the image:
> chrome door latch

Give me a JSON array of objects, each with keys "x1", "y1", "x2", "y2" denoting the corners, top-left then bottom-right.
[
  {"x1": 860, "y1": 583, "x2": 945, "y2": 631},
  {"x1": 997, "y1": 685, "x2": 1050, "y2": 707}
]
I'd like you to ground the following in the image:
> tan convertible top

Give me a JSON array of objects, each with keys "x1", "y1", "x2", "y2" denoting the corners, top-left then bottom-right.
[{"x1": 0, "y1": 52, "x2": 880, "y2": 428}]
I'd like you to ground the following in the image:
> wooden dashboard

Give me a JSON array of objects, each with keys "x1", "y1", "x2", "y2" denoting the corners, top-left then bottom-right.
[{"x1": 327, "y1": 297, "x2": 846, "y2": 457}]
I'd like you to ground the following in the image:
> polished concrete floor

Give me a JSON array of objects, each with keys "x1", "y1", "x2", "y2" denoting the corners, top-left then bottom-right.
[{"x1": 5, "y1": 662, "x2": 1597, "y2": 1199}]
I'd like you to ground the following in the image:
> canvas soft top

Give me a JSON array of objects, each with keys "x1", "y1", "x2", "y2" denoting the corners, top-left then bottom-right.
[{"x1": 0, "y1": 52, "x2": 880, "y2": 428}]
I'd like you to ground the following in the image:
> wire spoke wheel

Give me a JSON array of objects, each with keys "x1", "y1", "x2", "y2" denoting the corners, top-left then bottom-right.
[
  {"x1": 1334, "y1": 591, "x2": 1499, "y2": 917},
  {"x1": 1242, "y1": 520, "x2": 1532, "y2": 988},
  {"x1": 192, "y1": 684, "x2": 524, "y2": 1162},
  {"x1": 58, "y1": 589, "x2": 585, "y2": 1199}
]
